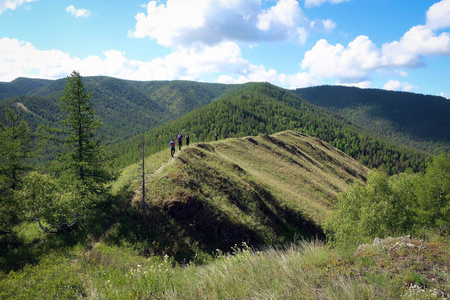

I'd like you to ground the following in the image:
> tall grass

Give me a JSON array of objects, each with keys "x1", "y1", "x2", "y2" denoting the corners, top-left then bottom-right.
[{"x1": 2, "y1": 237, "x2": 448, "y2": 299}]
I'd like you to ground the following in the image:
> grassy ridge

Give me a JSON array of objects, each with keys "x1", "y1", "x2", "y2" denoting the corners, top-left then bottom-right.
[
  {"x1": 110, "y1": 82, "x2": 429, "y2": 175},
  {"x1": 117, "y1": 130, "x2": 368, "y2": 257}
]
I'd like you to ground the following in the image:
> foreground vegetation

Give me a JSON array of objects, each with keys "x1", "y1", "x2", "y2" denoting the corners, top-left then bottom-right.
[
  {"x1": 1, "y1": 136, "x2": 447, "y2": 299},
  {"x1": 1, "y1": 236, "x2": 448, "y2": 299}
]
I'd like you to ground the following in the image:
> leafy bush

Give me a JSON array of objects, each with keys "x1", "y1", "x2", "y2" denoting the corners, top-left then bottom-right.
[{"x1": 324, "y1": 153, "x2": 450, "y2": 246}]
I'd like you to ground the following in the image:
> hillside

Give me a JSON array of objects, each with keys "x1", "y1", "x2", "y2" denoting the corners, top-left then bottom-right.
[
  {"x1": 110, "y1": 82, "x2": 428, "y2": 174},
  {"x1": 109, "y1": 130, "x2": 368, "y2": 256},
  {"x1": 0, "y1": 77, "x2": 52, "y2": 100},
  {"x1": 0, "y1": 78, "x2": 437, "y2": 172},
  {"x1": 0, "y1": 77, "x2": 236, "y2": 145},
  {"x1": 2, "y1": 131, "x2": 449, "y2": 299},
  {"x1": 291, "y1": 85, "x2": 450, "y2": 154}
]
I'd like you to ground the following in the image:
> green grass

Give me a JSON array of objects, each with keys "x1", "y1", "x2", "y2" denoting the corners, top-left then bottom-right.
[{"x1": 1, "y1": 237, "x2": 448, "y2": 299}]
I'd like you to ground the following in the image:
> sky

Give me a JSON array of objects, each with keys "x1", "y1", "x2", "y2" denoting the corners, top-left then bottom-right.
[{"x1": 0, "y1": 0, "x2": 449, "y2": 98}]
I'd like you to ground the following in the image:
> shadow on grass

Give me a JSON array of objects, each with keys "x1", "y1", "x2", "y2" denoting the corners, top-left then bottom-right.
[{"x1": 0, "y1": 186, "x2": 133, "y2": 273}]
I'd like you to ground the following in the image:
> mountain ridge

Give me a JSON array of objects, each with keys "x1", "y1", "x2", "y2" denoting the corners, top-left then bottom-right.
[
  {"x1": 116, "y1": 130, "x2": 368, "y2": 255},
  {"x1": 291, "y1": 85, "x2": 450, "y2": 154}
]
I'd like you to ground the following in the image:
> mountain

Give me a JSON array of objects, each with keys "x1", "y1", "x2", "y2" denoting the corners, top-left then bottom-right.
[
  {"x1": 0, "y1": 77, "x2": 52, "y2": 101},
  {"x1": 291, "y1": 85, "x2": 450, "y2": 154},
  {"x1": 110, "y1": 82, "x2": 429, "y2": 174},
  {"x1": 0, "y1": 77, "x2": 436, "y2": 172},
  {"x1": 0, "y1": 77, "x2": 236, "y2": 144},
  {"x1": 112, "y1": 130, "x2": 368, "y2": 255}
]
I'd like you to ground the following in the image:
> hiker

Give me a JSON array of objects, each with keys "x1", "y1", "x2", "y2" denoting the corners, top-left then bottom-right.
[
  {"x1": 215, "y1": 132, "x2": 218, "y2": 141},
  {"x1": 169, "y1": 139, "x2": 175, "y2": 157},
  {"x1": 177, "y1": 132, "x2": 183, "y2": 150},
  {"x1": 186, "y1": 134, "x2": 190, "y2": 146}
]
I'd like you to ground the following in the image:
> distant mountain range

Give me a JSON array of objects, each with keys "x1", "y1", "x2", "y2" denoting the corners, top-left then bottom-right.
[
  {"x1": 1, "y1": 76, "x2": 447, "y2": 173},
  {"x1": 292, "y1": 85, "x2": 450, "y2": 154}
]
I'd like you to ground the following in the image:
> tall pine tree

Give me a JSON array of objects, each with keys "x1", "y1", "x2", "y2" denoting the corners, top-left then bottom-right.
[{"x1": 58, "y1": 71, "x2": 116, "y2": 197}]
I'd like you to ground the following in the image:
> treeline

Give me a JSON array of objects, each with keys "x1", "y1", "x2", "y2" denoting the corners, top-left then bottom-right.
[
  {"x1": 325, "y1": 152, "x2": 450, "y2": 246},
  {"x1": 292, "y1": 85, "x2": 450, "y2": 154},
  {"x1": 110, "y1": 82, "x2": 429, "y2": 174}
]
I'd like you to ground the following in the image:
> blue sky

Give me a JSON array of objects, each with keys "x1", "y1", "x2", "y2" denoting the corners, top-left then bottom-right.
[{"x1": 1, "y1": 0, "x2": 449, "y2": 98}]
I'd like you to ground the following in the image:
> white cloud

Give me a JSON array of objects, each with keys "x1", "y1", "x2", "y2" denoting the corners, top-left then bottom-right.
[
  {"x1": 66, "y1": 5, "x2": 91, "y2": 18},
  {"x1": 301, "y1": 6, "x2": 450, "y2": 84},
  {"x1": 130, "y1": 0, "x2": 333, "y2": 47},
  {"x1": 0, "y1": 37, "x2": 262, "y2": 83},
  {"x1": 304, "y1": 0, "x2": 351, "y2": 8},
  {"x1": 338, "y1": 81, "x2": 372, "y2": 89},
  {"x1": 1, "y1": 36, "x2": 322, "y2": 90},
  {"x1": 301, "y1": 36, "x2": 382, "y2": 82},
  {"x1": 440, "y1": 92, "x2": 450, "y2": 99},
  {"x1": 0, "y1": 0, "x2": 37, "y2": 14},
  {"x1": 310, "y1": 19, "x2": 336, "y2": 33},
  {"x1": 383, "y1": 79, "x2": 418, "y2": 92},
  {"x1": 426, "y1": 0, "x2": 450, "y2": 30},
  {"x1": 382, "y1": 25, "x2": 450, "y2": 66}
]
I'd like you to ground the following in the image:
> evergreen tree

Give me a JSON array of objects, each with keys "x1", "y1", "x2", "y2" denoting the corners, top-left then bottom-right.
[
  {"x1": 58, "y1": 71, "x2": 116, "y2": 197},
  {"x1": 0, "y1": 108, "x2": 35, "y2": 235}
]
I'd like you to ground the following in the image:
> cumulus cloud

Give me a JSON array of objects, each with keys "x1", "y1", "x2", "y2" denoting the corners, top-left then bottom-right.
[
  {"x1": 426, "y1": 0, "x2": 450, "y2": 30},
  {"x1": 0, "y1": 37, "x2": 262, "y2": 82},
  {"x1": 0, "y1": 36, "x2": 320, "y2": 90},
  {"x1": 304, "y1": 0, "x2": 351, "y2": 8},
  {"x1": 301, "y1": 0, "x2": 450, "y2": 85},
  {"x1": 441, "y1": 92, "x2": 450, "y2": 99},
  {"x1": 129, "y1": 0, "x2": 333, "y2": 47},
  {"x1": 382, "y1": 25, "x2": 450, "y2": 67},
  {"x1": 301, "y1": 36, "x2": 382, "y2": 82},
  {"x1": 0, "y1": 0, "x2": 37, "y2": 14},
  {"x1": 383, "y1": 80, "x2": 418, "y2": 92},
  {"x1": 66, "y1": 5, "x2": 91, "y2": 18}
]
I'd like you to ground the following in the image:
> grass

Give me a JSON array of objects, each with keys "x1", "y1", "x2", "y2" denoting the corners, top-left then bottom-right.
[{"x1": 1, "y1": 237, "x2": 448, "y2": 299}]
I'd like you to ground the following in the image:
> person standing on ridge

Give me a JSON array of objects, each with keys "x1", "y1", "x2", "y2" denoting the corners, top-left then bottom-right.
[
  {"x1": 186, "y1": 134, "x2": 190, "y2": 146},
  {"x1": 177, "y1": 132, "x2": 183, "y2": 150},
  {"x1": 215, "y1": 132, "x2": 218, "y2": 141},
  {"x1": 169, "y1": 139, "x2": 175, "y2": 157}
]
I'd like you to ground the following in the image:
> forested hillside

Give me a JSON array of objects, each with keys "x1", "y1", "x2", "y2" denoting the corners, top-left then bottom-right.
[
  {"x1": 1, "y1": 77, "x2": 443, "y2": 172},
  {"x1": 291, "y1": 85, "x2": 450, "y2": 154},
  {"x1": 0, "y1": 77, "x2": 52, "y2": 100},
  {"x1": 0, "y1": 77, "x2": 235, "y2": 144},
  {"x1": 111, "y1": 82, "x2": 429, "y2": 174}
]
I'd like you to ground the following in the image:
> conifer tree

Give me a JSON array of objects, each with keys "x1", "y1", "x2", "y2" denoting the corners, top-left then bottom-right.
[
  {"x1": 0, "y1": 108, "x2": 35, "y2": 235},
  {"x1": 58, "y1": 71, "x2": 116, "y2": 197}
]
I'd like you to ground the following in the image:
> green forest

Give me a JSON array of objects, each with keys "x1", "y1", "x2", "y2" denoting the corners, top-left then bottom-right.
[{"x1": 293, "y1": 85, "x2": 450, "y2": 154}]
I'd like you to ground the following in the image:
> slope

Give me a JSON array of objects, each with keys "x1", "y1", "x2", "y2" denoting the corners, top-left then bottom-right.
[
  {"x1": 0, "y1": 77, "x2": 235, "y2": 145},
  {"x1": 110, "y1": 82, "x2": 429, "y2": 174},
  {"x1": 0, "y1": 77, "x2": 52, "y2": 101},
  {"x1": 110, "y1": 130, "x2": 368, "y2": 258},
  {"x1": 291, "y1": 85, "x2": 450, "y2": 154}
]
